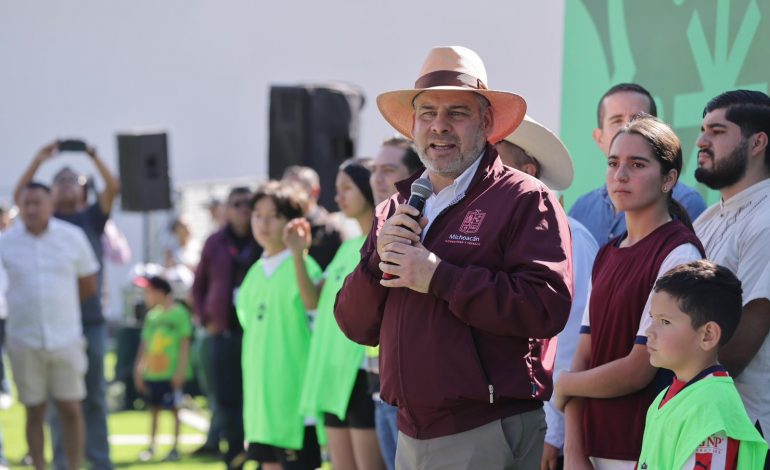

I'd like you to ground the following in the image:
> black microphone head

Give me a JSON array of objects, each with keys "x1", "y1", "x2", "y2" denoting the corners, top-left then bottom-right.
[{"x1": 410, "y1": 178, "x2": 433, "y2": 200}]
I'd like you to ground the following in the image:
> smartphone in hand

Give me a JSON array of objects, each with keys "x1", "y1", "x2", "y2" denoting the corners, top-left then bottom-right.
[{"x1": 58, "y1": 139, "x2": 88, "y2": 152}]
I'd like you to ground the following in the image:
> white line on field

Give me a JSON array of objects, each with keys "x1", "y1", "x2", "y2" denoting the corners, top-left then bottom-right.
[{"x1": 109, "y1": 434, "x2": 206, "y2": 446}]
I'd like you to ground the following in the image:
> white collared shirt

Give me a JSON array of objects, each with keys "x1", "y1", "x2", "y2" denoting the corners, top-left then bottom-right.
[
  {"x1": 421, "y1": 153, "x2": 483, "y2": 239},
  {"x1": 694, "y1": 178, "x2": 770, "y2": 436},
  {"x1": 260, "y1": 248, "x2": 292, "y2": 278},
  {"x1": 0, "y1": 218, "x2": 99, "y2": 350}
]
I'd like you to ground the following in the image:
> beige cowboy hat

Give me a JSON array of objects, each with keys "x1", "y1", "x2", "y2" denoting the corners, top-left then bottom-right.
[
  {"x1": 376, "y1": 46, "x2": 527, "y2": 144},
  {"x1": 501, "y1": 115, "x2": 574, "y2": 191}
]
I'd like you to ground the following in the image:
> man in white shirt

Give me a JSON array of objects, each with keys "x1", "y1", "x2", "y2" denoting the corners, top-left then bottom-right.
[
  {"x1": 693, "y1": 90, "x2": 770, "y2": 452},
  {"x1": 0, "y1": 182, "x2": 99, "y2": 470}
]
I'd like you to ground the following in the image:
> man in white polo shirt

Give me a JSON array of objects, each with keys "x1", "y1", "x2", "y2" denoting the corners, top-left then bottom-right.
[
  {"x1": 694, "y1": 90, "x2": 770, "y2": 455},
  {"x1": 0, "y1": 182, "x2": 99, "y2": 470}
]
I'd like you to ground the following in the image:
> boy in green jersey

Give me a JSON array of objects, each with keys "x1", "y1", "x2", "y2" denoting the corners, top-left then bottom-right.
[
  {"x1": 638, "y1": 260, "x2": 767, "y2": 469},
  {"x1": 133, "y1": 275, "x2": 193, "y2": 463},
  {"x1": 238, "y1": 181, "x2": 323, "y2": 470}
]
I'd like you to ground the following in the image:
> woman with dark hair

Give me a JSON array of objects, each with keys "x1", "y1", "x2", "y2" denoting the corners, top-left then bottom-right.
[
  {"x1": 556, "y1": 115, "x2": 705, "y2": 470},
  {"x1": 285, "y1": 158, "x2": 385, "y2": 470}
]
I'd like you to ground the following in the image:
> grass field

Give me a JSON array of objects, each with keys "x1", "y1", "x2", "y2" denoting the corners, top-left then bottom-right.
[
  {"x1": 0, "y1": 352, "x2": 269, "y2": 469},
  {"x1": 0, "y1": 400, "x2": 244, "y2": 469}
]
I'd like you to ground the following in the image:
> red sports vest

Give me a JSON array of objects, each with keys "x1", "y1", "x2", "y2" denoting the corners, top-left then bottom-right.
[{"x1": 583, "y1": 221, "x2": 704, "y2": 460}]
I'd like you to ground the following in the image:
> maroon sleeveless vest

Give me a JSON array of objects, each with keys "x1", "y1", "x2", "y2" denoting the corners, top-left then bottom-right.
[{"x1": 583, "y1": 221, "x2": 705, "y2": 460}]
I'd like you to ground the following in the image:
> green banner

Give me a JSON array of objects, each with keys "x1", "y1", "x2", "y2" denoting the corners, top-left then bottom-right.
[{"x1": 561, "y1": 0, "x2": 769, "y2": 208}]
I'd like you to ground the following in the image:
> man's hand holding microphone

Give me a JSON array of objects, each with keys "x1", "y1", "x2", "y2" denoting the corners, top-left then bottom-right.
[{"x1": 377, "y1": 179, "x2": 441, "y2": 294}]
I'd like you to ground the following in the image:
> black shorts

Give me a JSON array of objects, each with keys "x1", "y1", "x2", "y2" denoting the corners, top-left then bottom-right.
[
  {"x1": 247, "y1": 426, "x2": 321, "y2": 470},
  {"x1": 145, "y1": 381, "x2": 182, "y2": 409},
  {"x1": 323, "y1": 369, "x2": 376, "y2": 429}
]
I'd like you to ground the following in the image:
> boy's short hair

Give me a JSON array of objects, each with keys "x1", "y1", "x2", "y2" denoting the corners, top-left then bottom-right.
[
  {"x1": 250, "y1": 180, "x2": 306, "y2": 220},
  {"x1": 654, "y1": 260, "x2": 743, "y2": 345},
  {"x1": 25, "y1": 181, "x2": 52, "y2": 194}
]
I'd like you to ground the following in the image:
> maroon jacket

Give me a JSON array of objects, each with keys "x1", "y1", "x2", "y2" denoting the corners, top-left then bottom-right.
[
  {"x1": 192, "y1": 226, "x2": 262, "y2": 332},
  {"x1": 334, "y1": 146, "x2": 573, "y2": 439}
]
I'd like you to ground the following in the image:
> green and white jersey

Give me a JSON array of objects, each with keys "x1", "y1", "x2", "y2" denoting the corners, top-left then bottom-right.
[{"x1": 237, "y1": 250, "x2": 322, "y2": 450}]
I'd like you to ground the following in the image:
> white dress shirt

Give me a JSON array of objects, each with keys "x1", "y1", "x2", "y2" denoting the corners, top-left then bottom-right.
[
  {"x1": 421, "y1": 152, "x2": 483, "y2": 239},
  {"x1": 0, "y1": 218, "x2": 99, "y2": 350},
  {"x1": 695, "y1": 178, "x2": 770, "y2": 439}
]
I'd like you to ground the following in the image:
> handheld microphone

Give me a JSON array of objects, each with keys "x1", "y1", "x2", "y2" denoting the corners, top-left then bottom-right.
[{"x1": 382, "y1": 178, "x2": 433, "y2": 280}]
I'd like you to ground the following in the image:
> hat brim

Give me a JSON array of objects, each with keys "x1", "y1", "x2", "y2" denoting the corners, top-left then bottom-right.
[
  {"x1": 502, "y1": 117, "x2": 574, "y2": 191},
  {"x1": 376, "y1": 87, "x2": 527, "y2": 144}
]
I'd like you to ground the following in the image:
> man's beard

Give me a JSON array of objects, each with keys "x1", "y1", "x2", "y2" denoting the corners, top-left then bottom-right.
[
  {"x1": 418, "y1": 126, "x2": 487, "y2": 178},
  {"x1": 695, "y1": 139, "x2": 749, "y2": 190}
]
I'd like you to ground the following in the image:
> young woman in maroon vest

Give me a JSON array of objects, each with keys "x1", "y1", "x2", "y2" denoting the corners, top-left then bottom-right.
[{"x1": 555, "y1": 114, "x2": 705, "y2": 470}]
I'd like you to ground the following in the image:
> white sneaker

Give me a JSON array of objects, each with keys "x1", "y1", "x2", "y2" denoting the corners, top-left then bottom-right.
[{"x1": 0, "y1": 393, "x2": 13, "y2": 410}]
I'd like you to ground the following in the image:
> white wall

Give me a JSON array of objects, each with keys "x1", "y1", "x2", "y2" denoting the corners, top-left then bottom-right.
[{"x1": 0, "y1": 0, "x2": 565, "y2": 319}]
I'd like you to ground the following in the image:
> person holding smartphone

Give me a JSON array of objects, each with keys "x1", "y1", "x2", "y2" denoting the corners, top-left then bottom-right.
[{"x1": 14, "y1": 139, "x2": 120, "y2": 470}]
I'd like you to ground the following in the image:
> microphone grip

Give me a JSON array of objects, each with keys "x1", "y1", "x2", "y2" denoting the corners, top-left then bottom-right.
[{"x1": 382, "y1": 196, "x2": 427, "y2": 280}]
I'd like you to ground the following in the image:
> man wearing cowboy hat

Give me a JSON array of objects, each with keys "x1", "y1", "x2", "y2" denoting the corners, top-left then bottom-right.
[
  {"x1": 335, "y1": 46, "x2": 573, "y2": 469},
  {"x1": 497, "y1": 117, "x2": 599, "y2": 470}
]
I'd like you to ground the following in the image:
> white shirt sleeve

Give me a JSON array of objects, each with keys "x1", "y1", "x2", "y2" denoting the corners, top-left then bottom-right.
[
  {"x1": 737, "y1": 225, "x2": 770, "y2": 306},
  {"x1": 636, "y1": 243, "x2": 703, "y2": 339},
  {"x1": 580, "y1": 278, "x2": 592, "y2": 331},
  {"x1": 74, "y1": 227, "x2": 100, "y2": 277}
]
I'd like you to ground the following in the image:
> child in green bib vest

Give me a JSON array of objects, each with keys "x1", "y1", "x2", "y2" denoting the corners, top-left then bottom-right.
[
  {"x1": 638, "y1": 260, "x2": 767, "y2": 469},
  {"x1": 133, "y1": 275, "x2": 193, "y2": 463},
  {"x1": 237, "y1": 181, "x2": 323, "y2": 470},
  {"x1": 284, "y1": 158, "x2": 386, "y2": 470}
]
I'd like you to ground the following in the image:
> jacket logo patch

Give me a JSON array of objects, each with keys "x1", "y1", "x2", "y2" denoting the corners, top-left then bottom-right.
[{"x1": 459, "y1": 209, "x2": 486, "y2": 234}]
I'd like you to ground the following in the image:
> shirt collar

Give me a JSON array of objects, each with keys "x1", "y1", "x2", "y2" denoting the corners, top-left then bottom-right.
[
  {"x1": 22, "y1": 219, "x2": 52, "y2": 238},
  {"x1": 719, "y1": 178, "x2": 770, "y2": 211}
]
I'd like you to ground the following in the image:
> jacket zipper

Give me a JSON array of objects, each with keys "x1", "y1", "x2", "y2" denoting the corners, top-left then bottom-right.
[{"x1": 426, "y1": 191, "x2": 496, "y2": 405}]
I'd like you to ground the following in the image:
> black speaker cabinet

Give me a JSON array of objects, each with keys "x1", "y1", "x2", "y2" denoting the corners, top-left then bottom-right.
[
  {"x1": 269, "y1": 83, "x2": 365, "y2": 211},
  {"x1": 117, "y1": 132, "x2": 172, "y2": 212}
]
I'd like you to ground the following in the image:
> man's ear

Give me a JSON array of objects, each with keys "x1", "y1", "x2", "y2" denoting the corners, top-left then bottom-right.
[
  {"x1": 701, "y1": 321, "x2": 722, "y2": 352},
  {"x1": 592, "y1": 127, "x2": 603, "y2": 149},
  {"x1": 750, "y1": 131, "x2": 768, "y2": 159},
  {"x1": 522, "y1": 162, "x2": 538, "y2": 178},
  {"x1": 483, "y1": 106, "x2": 494, "y2": 137}
]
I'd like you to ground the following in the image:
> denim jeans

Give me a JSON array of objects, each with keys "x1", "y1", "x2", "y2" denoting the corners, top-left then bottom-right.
[
  {"x1": 0, "y1": 318, "x2": 8, "y2": 394},
  {"x1": 51, "y1": 323, "x2": 112, "y2": 470},
  {"x1": 197, "y1": 331, "x2": 225, "y2": 449},
  {"x1": 374, "y1": 398, "x2": 398, "y2": 470}
]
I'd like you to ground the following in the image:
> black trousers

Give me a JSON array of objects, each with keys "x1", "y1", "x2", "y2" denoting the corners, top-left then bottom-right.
[{"x1": 208, "y1": 332, "x2": 245, "y2": 468}]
